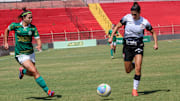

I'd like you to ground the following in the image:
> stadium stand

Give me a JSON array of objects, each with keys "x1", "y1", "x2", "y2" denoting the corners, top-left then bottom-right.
[
  {"x1": 0, "y1": 6, "x2": 105, "y2": 45},
  {"x1": 0, "y1": 7, "x2": 103, "y2": 33},
  {"x1": 100, "y1": 1, "x2": 180, "y2": 35},
  {"x1": 1, "y1": 0, "x2": 180, "y2": 46}
]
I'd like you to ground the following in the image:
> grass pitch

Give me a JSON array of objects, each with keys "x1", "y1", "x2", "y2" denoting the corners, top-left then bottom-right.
[{"x1": 0, "y1": 40, "x2": 180, "y2": 101}]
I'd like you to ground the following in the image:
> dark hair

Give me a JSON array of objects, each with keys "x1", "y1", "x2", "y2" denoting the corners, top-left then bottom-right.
[
  {"x1": 131, "y1": 2, "x2": 141, "y2": 13},
  {"x1": 18, "y1": 7, "x2": 32, "y2": 20}
]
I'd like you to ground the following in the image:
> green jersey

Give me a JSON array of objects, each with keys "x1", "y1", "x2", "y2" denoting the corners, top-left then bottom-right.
[
  {"x1": 108, "y1": 29, "x2": 118, "y2": 42},
  {"x1": 8, "y1": 22, "x2": 40, "y2": 56}
]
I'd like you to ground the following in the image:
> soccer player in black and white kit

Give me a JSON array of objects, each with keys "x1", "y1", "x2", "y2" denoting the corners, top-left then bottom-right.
[{"x1": 108, "y1": 2, "x2": 158, "y2": 96}]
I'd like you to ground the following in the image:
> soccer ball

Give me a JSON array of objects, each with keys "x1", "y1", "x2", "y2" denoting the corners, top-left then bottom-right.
[{"x1": 97, "y1": 83, "x2": 111, "y2": 97}]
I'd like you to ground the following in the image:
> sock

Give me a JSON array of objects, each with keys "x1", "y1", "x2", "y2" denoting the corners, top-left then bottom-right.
[
  {"x1": 111, "y1": 49, "x2": 113, "y2": 56},
  {"x1": 22, "y1": 69, "x2": 27, "y2": 74},
  {"x1": 133, "y1": 75, "x2": 141, "y2": 90},
  {"x1": 114, "y1": 49, "x2": 116, "y2": 53},
  {"x1": 35, "y1": 76, "x2": 49, "y2": 93},
  {"x1": 133, "y1": 79, "x2": 140, "y2": 90}
]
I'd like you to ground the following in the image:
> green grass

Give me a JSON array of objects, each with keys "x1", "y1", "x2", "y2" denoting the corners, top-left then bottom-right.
[{"x1": 0, "y1": 40, "x2": 180, "y2": 101}]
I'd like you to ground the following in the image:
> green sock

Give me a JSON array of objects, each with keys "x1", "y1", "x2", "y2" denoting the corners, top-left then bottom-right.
[
  {"x1": 111, "y1": 49, "x2": 113, "y2": 56},
  {"x1": 35, "y1": 76, "x2": 49, "y2": 93},
  {"x1": 22, "y1": 69, "x2": 27, "y2": 74}
]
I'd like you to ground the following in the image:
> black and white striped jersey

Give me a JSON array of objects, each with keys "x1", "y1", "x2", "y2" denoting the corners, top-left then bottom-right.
[{"x1": 120, "y1": 14, "x2": 153, "y2": 38}]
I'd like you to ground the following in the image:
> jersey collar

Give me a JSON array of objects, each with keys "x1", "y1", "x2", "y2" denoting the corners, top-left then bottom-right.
[{"x1": 20, "y1": 21, "x2": 31, "y2": 29}]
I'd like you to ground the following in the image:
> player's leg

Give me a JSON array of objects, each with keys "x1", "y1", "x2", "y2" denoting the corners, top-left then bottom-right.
[
  {"x1": 123, "y1": 46, "x2": 135, "y2": 73},
  {"x1": 22, "y1": 60, "x2": 54, "y2": 96},
  {"x1": 110, "y1": 42, "x2": 114, "y2": 58},
  {"x1": 134, "y1": 54, "x2": 142, "y2": 75},
  {"x1": 15, "y1": 56, "x2": 33, "y2": 79},
  {"x1": 22, "y1": 60, "x2": 40, "y2": 78},
  {"x1": 20, "y1": 53, "x2": 38, "y2": 77},
  {"x1": 124, "y1": 61, "x2": 135, "y2": 73},
  {"x1": 132, "y1": 54, "x2": 143, "y2": 96},
  {"x1": 19, "y1": 66, "x2": 33, "y2": 79},
  {"x1": 113, "y1": 42, "x2": 116, "y2": 53},
  {"x1": 132, "y1": 45, "x2": 143, "y2": 96}
]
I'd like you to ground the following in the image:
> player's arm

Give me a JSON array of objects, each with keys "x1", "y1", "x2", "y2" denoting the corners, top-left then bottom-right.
[
  {"x1": 116, "y1": 31, "x2": 120, "y2": 36},
  {"x1": 34, "y1": 27, "x2": 42, "y2": 51},
  {"x1": 35, "y1": 38, "x2": 42, "y2": 52},
  {"x1": 4, "y1": 23, "x2": 16, "y2": 49},
  {"x1": 108, "y1": 30, "x2": 112, "y2": 38},
  {"x1": 149, "y1": 29, "x2": 158, "y2": 50},
  {"x1": 108, "y1": 22, "x2": 123, "y2": 43},
  {"x1": 4, "y1": 28, "x2": 10, "y2": 49},
  {"x1": 146, "y1": 23, "x2": 158, "y2": 50}
]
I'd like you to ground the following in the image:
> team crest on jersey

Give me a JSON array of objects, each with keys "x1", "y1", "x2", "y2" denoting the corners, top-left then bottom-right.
[
  {"x1": 28, "y1": 31, "x2": 32, "y2": 36},
  {"x1": 17, "y1": 30, "x2": 20, "y2": 33},
  {"x1": 23, "y1": 28, "x2": 27, "y2": 31},
  {"x1": 140, "y1": 24, "x2": 145, "y2": 29}
]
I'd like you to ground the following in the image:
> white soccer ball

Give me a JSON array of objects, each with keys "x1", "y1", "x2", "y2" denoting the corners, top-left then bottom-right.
[{"x1": 97, "y1": 83, "x2": 111, "y2": 97}]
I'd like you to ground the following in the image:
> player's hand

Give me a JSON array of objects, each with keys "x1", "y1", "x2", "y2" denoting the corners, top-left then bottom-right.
[
  {"x1": 36, "y1": 45, "x2": 42, "y2": 52},
  {"x1": 153, "y1": 44, "x2": 158, "y2": 50},
  {"x1": 4, "y1": 43, "x2": 9, "y2": 50},
  {"x1": 108, "y1": 38, "x2": 112, "y2": 44},
  {"x1": 106, "y1": 35, "x2": 109, "y2": 39}
]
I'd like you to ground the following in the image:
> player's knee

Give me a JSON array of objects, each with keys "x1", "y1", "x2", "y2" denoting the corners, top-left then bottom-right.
[
  {"x1": 27, "y1": 71, "x2": 34, "y2": 76},
  {"x1": 125, "y1": 65, "x2": 132, "y2": 73},
  {"x1": 135, "y1": 68, "x2": 141, "y2": 75},
  {"x1": 135, "y1": 66, "x2": 141, "y2": 71},
  {"x1": 30, "y1": 68, "x2": 38, "y2": 75},
  {"x1": 125, "y1": 68, "x2": 131, "y2": 73},
  {"x1": 126, "y1": 71, "x2": 131, "y2": 73}
]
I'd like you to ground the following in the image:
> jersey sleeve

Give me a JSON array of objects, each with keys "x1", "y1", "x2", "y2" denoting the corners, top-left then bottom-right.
[
  {"x1": 120, "y1": 14, "x2": 129, "y2": 25},
  {"x1": 8, "y1": 23, "x2": 16, "y2": 31},
  {"x1": 33, "y1": 27, "x2": 40, "y2": 39},
  {"x1": 145, "y1": 20, "x2": 153, "y2": 31},
  {"x1": 108, "y1": 30, "x2": 111, "y2": 35}
]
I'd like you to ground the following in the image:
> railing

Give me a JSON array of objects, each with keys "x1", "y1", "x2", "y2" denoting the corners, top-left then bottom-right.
[
  {"x1": 117, "y1": 24, "x2": 180, "y2": 36},
  {"x1": 0, "y1": 24, "x2": 180, "y2": 46},
  {"x1": 144, "y1": 24, "x2": 180, "y2": 36},
  {"x1": 0, "y1": 30, "x2": 106, "y2": 46}
]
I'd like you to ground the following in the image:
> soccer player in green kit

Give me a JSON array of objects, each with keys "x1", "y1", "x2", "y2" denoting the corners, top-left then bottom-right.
[
  {"x1": 3, "y1": 7, "x2": 55, "y2": 97},
  {"x1": 108, "y1": 24, "x2": 119, "y2": 59}
]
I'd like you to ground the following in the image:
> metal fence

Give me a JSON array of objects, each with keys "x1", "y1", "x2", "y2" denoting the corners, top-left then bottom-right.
[
  {"x1": 0, "y1": 30, "x2": 106, "y2": 46},
  {"x1": 0, "y1": 24, "x2": 180, "y2": 46}
]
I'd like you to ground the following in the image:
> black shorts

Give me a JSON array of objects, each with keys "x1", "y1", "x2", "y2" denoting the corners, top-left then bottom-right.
[{"x1": 123, "y1": 37, "x2": 144, "y2": 61}]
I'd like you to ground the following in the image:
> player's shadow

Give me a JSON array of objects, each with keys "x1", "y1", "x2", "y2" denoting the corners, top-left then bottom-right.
[
  {"x1": 26, "y1": 94, "x2": 62, "y2": 100},
  {"x1": 138, "y1": 89, "x2": 170, "y2": 95},
  {"x1": 102, "y1": 97, "x2": 114, "y2": 101}
]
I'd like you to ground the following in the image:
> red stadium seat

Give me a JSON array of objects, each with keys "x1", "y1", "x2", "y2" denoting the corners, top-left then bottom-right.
[{"x1": 100, "y1": 1, "x2": 180, "y2": 35}]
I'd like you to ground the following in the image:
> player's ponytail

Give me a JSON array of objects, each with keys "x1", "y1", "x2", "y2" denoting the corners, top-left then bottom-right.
[
  {"x1": 22, "y1": 7, "x2": 27, "y2": 12},
  {"x1": 131, "y1": 2, "x2": 141, "y2": 13},
  {"x1": 18, "y1": 7, "x2": 32, "y2": 21}
]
